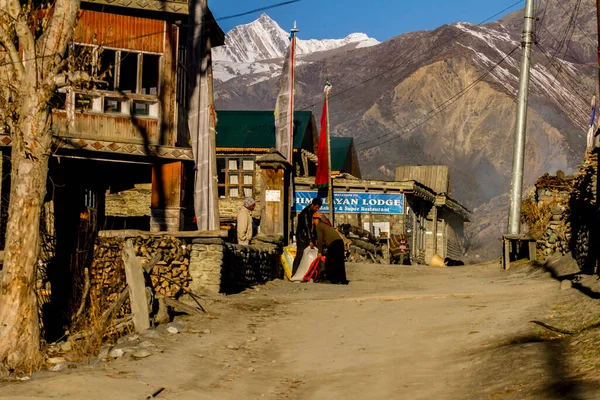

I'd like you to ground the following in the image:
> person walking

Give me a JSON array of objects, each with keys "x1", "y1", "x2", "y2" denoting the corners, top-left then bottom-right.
[
  {"x1": 237, "y1": 197, "x2": 256, "y2": 245},
  {"x1": 292, "y1": 198, "x2": 322, "y2": 275},
  {"x1": 313, "y1": 211, "x2": 348, "y2": 284}
]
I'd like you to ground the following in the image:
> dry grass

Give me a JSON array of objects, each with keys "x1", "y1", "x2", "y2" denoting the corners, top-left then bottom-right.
[{"x1": 521, "y1": 198, "x2": 559, "y2": 239}]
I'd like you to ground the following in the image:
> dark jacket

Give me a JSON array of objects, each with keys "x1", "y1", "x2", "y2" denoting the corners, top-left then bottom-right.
[
  {"x1": 315, "y1": 222, "x2": 343, "y2": 254},
  {"x1": 296, "y1": 205, "x2": 317, "y2": 245}
]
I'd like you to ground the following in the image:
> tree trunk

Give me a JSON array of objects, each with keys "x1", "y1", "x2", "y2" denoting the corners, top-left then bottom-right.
[{"x1": 0, "y1": 93, "x2": 52, "y2": 375}]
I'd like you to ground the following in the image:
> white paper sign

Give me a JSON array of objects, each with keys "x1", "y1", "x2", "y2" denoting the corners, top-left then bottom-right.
[{"x1": 266, "y1": 190, "x2": 281, "y2": 202}]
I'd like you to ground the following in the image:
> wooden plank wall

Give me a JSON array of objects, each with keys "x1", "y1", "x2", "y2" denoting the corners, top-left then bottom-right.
[
  {"x1": 395, "y1": 165, "x2": 450, "y2": 194},
  {"x1": 75, "y1": 10, "x2": 165, "y2": 52},
  {"x1": 53, "y1": 112, "x2": 160, "y2": 143}
]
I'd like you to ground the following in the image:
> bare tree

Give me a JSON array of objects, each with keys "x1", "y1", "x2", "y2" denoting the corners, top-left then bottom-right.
[{"x1": 0, "y1": 0, "x2": 80, "y2": 375}]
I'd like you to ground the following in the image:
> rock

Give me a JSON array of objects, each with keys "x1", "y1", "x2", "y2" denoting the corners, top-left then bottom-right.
[
  {"x1": 227, "y1": 344, "x2": 240, "y2": 350},
  {"x1": 203, "y1": 329, "x2": 211, "y2": 334},
  {"x1": 560, "y1": 280, "x2": 573, "y2": 290},
  {"x1": 168, "y1": 322, "x2": 186, "y2": 332},
  {"x1": 551, "y1": 215, "x2": 562, "y2": 221},
  {"x1": 109, "y1": 348, "x2": 125, "y2": 358},
  {"x1": 192, "y1": 238, "x2": 224, "y2": 245},
  {"x1": 248, "y1": 367, "x2": 255, "y2": 372},
  {"x1": 59, "y1": 340, "x2": 72, "y2": 352},
  {"x1": 166, "y1": 326, "x2": 179, "y2": 334},
  {"x1": 132, "y1": 349, "x2": 153, "y2": 359},
  {"x1": 140, "y1": 329, "x2": 165, "y2": 340},
  {"x1": 138, "y1": 340, "x2": 156, "y2": 348},
  {"x1": 248, "y1": 336, "x2": 258, "y2": 342},
  {"x1": 47, "y1": 357, "x2": 66, "y2": 365},
  {"x1": 97, "y1": 346, "x2": 111, "y2": 360},
  {"x1": 50, "y1": 361, "x2": 67, "y2": 372}
]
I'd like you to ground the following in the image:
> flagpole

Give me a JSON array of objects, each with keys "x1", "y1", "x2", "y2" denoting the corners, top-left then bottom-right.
[{"x1": 325, "y1": 81, "x2": 334, "y2": 225}]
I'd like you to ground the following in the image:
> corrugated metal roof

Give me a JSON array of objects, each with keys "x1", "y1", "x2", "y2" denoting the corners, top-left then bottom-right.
[
  {"x1": 330, "y1": 137, "x2": 353, "y2": 173},
  {"x1": 215, "y1": 110, "x2": 314, "y2": 151}
]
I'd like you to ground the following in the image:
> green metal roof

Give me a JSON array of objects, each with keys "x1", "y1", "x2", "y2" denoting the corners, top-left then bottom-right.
[
  {"x1": 330, "y1": 137, "x2": 353, "y2": 172},
  {"x1": 215, "y1": 110, "x2": 314, "y2": 150}
]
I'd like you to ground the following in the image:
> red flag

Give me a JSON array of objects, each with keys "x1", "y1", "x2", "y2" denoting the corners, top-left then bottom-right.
[{"x1": 315, "y1": 98, "x2": 329, "y2": 188}]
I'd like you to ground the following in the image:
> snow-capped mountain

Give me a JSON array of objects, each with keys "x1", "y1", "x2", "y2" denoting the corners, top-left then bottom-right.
[{"x1": 212, "y1": 14, "x2": 379, "y2": 83}]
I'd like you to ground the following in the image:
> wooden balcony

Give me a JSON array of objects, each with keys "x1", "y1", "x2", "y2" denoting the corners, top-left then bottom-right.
[
  {"x1": 42, "y1": 90, "x2": 193, "y2": 161},
  {"x1": 53, "y1": 111, "x2": 161, "y2": 145}
]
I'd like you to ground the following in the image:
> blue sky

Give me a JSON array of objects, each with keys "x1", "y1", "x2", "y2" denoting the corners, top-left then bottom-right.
[{"x1": 211, "y1": 0, "x2": 524, "y2": 41}]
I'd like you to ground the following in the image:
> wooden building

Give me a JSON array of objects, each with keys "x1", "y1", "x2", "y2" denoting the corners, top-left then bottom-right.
[
  {"x1": 0, "y1": 0, "x2": 225, "y2": 235},
  {"x1": 294, "y1": 173, "x2": 470, "y2": 265}
]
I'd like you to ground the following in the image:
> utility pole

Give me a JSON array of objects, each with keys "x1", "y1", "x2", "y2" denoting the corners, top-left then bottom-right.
[{"x1": 507, "y1": 0, "x2": 535, "y2": 235}]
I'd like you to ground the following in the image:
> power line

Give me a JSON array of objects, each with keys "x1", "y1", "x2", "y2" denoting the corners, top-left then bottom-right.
[
  {"x1": 355, "y1": 46, "x2": 520, "y2": 152},
  {"x1": 236, "y1": 0, "x2": 525, "y2": 137},
  {"x1": 215, "y1": 0, "x2": 303, "y2": 22}
]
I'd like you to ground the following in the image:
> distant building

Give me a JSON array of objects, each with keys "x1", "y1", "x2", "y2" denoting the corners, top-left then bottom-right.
[
  {"x1": 294, "y1": 164, "x2": 470, "y2": 264},
  {"x1": 213, "y1": 110, "x2": 360, "y2": 218}
]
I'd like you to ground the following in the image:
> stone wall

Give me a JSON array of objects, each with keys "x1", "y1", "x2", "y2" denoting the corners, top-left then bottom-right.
[
  {"x1": 105, "y1": 184, "x2": 152, "y2": 217},
  {"x1": 92, "y1": 232, "x2": 281, "y2": 300},
  {"x1": 531, "y1": 153, "x2": 599, "y2": 272},
  {"x1": 188, "y1": 236, "x2": 281, "y2": 294}
]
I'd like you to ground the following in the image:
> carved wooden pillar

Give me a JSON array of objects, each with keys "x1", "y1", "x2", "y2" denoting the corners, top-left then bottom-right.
[
  {"x1": 256, "y1": 148, "x2": 292, "y2": 242},
  {"x1": 150, "y1": 161, "x2": 185, "y2": 232}
]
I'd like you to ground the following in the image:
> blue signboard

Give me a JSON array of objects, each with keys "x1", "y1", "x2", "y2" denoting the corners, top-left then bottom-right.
[{"x1": 294, "y1": 191, "x2": 404, "y2": 215}]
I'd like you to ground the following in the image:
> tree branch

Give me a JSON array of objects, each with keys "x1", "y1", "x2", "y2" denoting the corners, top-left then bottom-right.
[
  {"x1": 0, "y1": 22, "x2": 23, "y2": 79},
  {"x1": 40, "y1": 0, "x2": 80, "y2": 81},
  {"x1": 2, "y1": 0, "x2": 35, "y2": 59}
]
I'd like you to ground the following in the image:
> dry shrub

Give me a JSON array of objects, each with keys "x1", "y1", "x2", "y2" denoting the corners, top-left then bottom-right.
[
  {"x1": 521, "y1": 197, "x2": 558, "y2": 239},
  {"x1": 69, "y1": 290, "x2": 134, "y2": 360}
]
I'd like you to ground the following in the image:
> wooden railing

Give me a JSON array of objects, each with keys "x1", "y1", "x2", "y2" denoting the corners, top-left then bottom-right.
[
  {"x1": 51, "y1": 89, "x2": 171, "y2": 146},
  {"x1": 53, "y1": 112, "x2": 161, "y2": 144}
]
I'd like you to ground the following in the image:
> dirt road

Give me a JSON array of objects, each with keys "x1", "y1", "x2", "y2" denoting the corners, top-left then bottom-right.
[{"x1": 2, "y1": 261, "x2": 600, "y2": 399}]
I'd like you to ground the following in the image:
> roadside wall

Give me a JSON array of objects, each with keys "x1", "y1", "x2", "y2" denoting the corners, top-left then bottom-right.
[
  {"x1": 92, "y1": 234, "x2": 282, "y2": 302},
  {"x1": 189, "y1": 237, "x2": 281, "y2": 294},
  {"x1": 531, "y1": 152, "x2": 599, "y2": 272}
]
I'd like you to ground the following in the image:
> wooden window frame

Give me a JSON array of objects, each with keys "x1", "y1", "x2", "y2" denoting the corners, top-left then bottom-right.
[
  {"x1": 217, "y1": 156, "x2": 255, "y2": 199},
  {"x1": 66, "y1": 43, "x2": 163, "y2": 119}
]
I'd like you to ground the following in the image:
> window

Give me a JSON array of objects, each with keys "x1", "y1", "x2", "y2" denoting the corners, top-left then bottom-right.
[
  {"x1": 104, "y1": 98, "x2": 122, "y2": 113},
  {"x1": 118, "y1": 51, "x2": 139, "y2": 93},
  {"x1": 50, "y1": 92, "x2": 67, "y2": 110},
  {"x1": 132, "y1": 100, "x2": 158, "y2": 118},
  {"x1": 98, "y1": 48, "x2": 117, "y2": 91},
  {"x1": 57, "y1": 44, "x2": 162, "y2": 118},
  {"x1": 141, "y1": 54, "x2": 160, "y2": 95},
  {"x1": 217, "y1": 157, "x2": 255, "y2": 199},
  {"x1": 75, "y1": 93, "x2": 100, "y2": 113}
]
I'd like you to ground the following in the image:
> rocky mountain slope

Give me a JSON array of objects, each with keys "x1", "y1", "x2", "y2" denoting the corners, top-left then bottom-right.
[{"x1": 213, "y1": 0, "x2": 598, "y2": 257}]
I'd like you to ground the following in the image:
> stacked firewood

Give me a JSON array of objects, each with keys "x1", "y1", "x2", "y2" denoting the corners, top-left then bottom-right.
[
  {"x1": 338, "y1": 224, "x2": 384, "y2": 263},
  {"x1": 89, "y1": 236, "x2": 191, "y2": 314},
  {"x1": 137, "y1": 237, "x2": 191, "y2": 298}
]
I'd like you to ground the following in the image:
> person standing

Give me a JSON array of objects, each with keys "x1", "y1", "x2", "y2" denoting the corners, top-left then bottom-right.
[
  {"x1": 313, "y1": 211, "x2": 348, "y2": 284},
  {"x1": 237, "y1": 197, "x2": 256, "y2": 245},
  {"x1": 292, "y1": 198, "x2": 322, "y2": 275}
]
